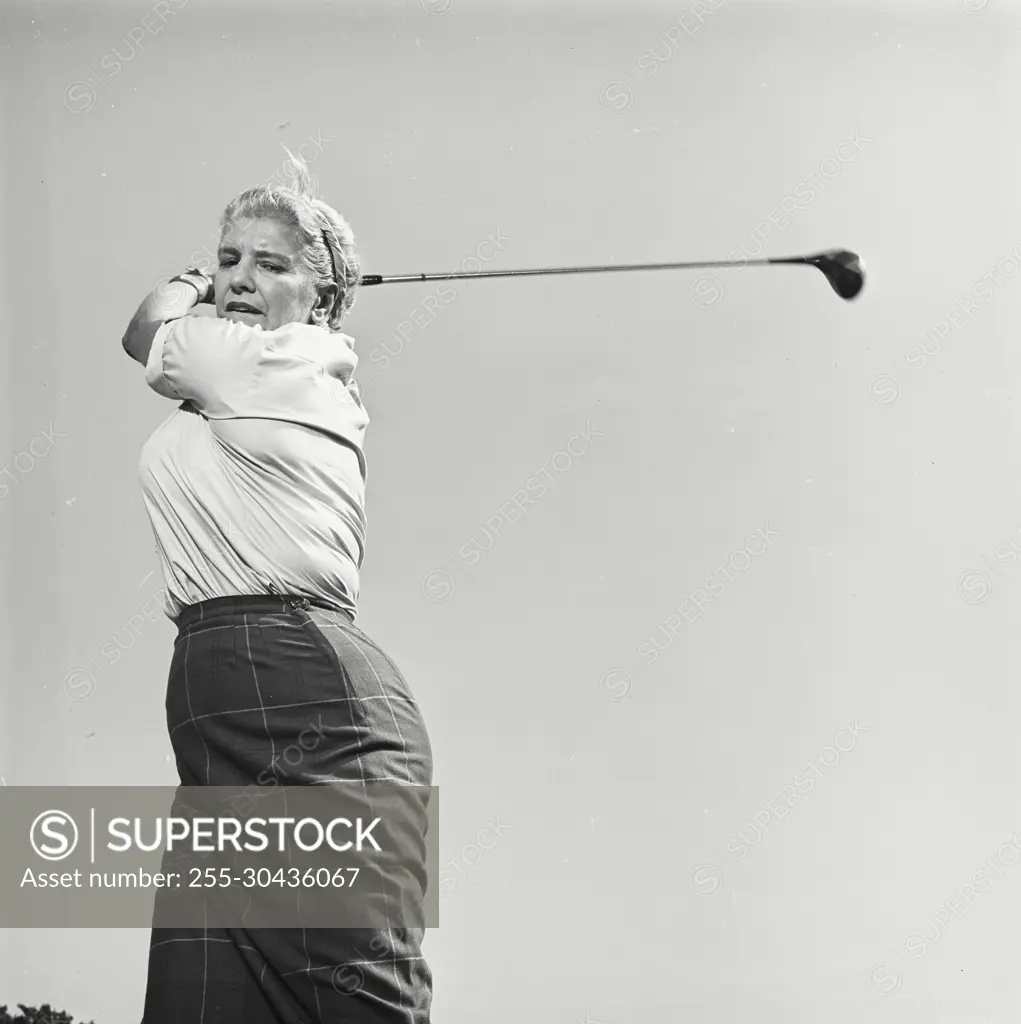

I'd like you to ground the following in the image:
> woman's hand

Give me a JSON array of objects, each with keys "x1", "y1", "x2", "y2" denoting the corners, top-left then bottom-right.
[{"x1": 171, "y1": 267, "x2": 216, "y2": 305}]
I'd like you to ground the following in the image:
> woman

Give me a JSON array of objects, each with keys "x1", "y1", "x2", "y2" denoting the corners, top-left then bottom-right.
[{"x1": 122, "y1": 154, "x2": 434, "y2": 1023}]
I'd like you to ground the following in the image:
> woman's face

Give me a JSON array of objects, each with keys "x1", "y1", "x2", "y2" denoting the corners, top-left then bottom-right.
[{"x1": 215, "y1": 216, "x2": 329, "y2": 331}]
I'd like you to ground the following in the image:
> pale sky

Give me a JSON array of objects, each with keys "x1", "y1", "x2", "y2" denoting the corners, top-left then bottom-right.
[{"x1": 3, "y1": 0, "x2": 1021, "y2": 1021}]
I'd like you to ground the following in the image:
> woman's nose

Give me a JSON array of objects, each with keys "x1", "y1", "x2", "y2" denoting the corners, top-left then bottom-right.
[{"x1": 228, "y1": 259, "x2": 256, "y2": 291}]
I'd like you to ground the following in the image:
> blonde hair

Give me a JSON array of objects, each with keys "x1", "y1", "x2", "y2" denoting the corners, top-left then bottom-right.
[{"x1": 219, "y1": 148, "x2": 360, "y2": 329}]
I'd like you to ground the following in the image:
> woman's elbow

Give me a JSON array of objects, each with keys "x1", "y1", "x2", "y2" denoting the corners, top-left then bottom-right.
[{"x1": 123, "y1": 317, "x2": 161, "y2": 366}]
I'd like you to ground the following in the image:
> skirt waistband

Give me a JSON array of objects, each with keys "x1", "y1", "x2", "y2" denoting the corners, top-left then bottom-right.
[{"x1": 174, "y1": 594, "x2": 353, "y2": 634}]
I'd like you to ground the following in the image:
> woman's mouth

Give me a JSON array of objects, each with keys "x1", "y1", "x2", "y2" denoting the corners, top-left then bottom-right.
[{"x1": 225, "y1": 302, "x2": 262, "y2": 315}]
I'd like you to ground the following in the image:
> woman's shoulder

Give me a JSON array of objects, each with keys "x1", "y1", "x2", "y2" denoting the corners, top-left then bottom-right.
[
  {"x1": 268, "y1": 320, "x2": 356, "y2": 351},
  {"x1": 264, "y1": 323, "x2": 359, "y2": 380}
]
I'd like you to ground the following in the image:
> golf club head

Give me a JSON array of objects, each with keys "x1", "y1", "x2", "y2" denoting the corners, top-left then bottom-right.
[{"x1": 807, "y1": 249, "x2": 865, "y2": 300}]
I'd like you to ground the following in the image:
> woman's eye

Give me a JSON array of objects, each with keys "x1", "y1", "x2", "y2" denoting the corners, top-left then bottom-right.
[
  {"x1": 218, "y1": 258, "x2": 236, "y2": 268},
  {"x1": 261, "y1": 263, "x2": 282, "y2": 272}
]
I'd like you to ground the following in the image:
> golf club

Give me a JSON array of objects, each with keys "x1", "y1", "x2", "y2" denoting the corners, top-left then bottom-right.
[{"x1": 359, "y1": 248, "x2": 866, "y2": 301}]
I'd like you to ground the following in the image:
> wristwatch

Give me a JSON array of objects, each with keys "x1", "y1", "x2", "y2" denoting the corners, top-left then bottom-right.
[{"x1": 169, "y1": 267, "x2": 215, "y2": 305}]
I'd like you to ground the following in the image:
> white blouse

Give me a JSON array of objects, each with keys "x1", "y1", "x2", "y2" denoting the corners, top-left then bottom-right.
[{"x1": 138, "y1": 315, "x2": 370, "y2": 621}]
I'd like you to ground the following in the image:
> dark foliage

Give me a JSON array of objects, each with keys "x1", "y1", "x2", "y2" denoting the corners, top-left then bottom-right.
[{"x1": 0, "y1": 1005, "x2": 95, "y2": 1024}]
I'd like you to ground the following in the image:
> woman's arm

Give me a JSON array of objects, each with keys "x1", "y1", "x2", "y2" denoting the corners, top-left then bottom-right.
[{"x1": 122, "y1": 274, "x2": 211, "y2": 366}]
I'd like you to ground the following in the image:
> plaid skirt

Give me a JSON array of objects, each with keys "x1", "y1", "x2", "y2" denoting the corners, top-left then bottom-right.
[{"x1": 141, "y1": 595, "x2": 434, "y2": 1023}]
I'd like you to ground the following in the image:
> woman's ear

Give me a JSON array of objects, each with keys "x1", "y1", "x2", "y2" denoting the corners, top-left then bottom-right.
[{"x1": 310, "y1": 283, "x2": 340, "y2": 326}]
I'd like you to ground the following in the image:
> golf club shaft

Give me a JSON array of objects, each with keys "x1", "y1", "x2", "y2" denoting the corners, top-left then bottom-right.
[{"x1": 359, "y1": 255, "x2": 807, "y2": 287}]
